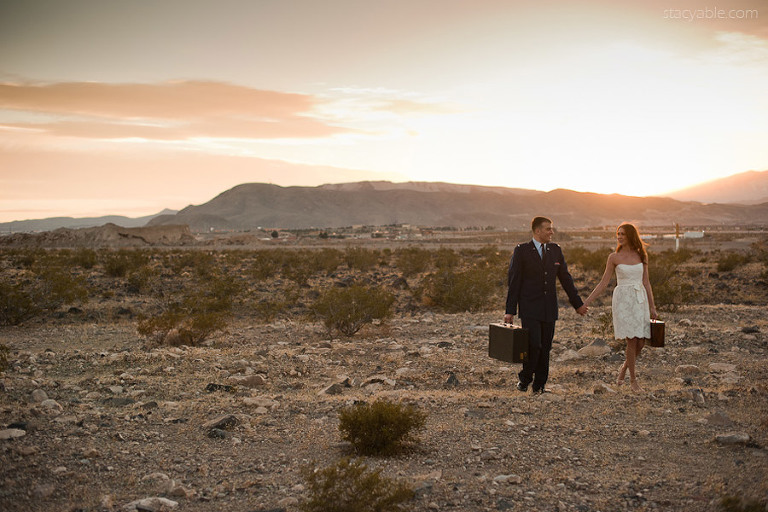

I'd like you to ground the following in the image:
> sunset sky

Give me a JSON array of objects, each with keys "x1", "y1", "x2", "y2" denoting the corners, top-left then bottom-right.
[{"x1": 1, "y1": 0, "x2": 767, "y2": 222}]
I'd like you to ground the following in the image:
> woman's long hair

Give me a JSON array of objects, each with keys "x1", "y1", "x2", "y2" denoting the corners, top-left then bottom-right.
[{"x1": 617, "y1": 222, "x2": 648, "y2": 263}]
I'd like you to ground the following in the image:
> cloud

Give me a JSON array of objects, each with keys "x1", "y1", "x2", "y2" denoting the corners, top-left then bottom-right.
[{"x1": 0, "y1": 80, "x2": 351, "y2": 140}]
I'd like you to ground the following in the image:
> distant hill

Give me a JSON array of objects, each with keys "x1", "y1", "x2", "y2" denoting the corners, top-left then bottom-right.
[
  {"x1": 665, "y1": 170, "x2": 768, "y2": 204},
  {"x1": 0, "y1": 209, "x2": 177, "y2": 234},
  {"x1": 0, "y1": 223, "x2": 194, "y2": 248},
  {"x1": 147, "y1": 181, "x2": 768, "y2": 231}
]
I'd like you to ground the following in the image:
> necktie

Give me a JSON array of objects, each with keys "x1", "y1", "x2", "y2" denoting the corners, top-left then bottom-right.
[{"x1": 541, "y1": 244, "x2": 546, "y2": 259}]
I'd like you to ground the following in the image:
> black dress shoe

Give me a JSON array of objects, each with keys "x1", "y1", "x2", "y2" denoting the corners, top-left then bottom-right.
[{"x1": 516, "y1": 381, "x2": 528, "y2": 392}]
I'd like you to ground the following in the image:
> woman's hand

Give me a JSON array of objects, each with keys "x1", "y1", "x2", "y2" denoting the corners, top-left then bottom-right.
[{"x1": 650, "y1": 306, "x2": 658, "y2": 320}]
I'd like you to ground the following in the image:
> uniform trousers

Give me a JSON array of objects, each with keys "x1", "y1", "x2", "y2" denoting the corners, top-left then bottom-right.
[{"x1": 518, "y1": 317, "x2": 556, "y2": 391}]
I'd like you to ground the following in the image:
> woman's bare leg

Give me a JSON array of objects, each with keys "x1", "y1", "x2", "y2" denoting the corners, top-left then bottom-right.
[{"x1": 626, "y1": 338, "x2": 642, "y2": 392}]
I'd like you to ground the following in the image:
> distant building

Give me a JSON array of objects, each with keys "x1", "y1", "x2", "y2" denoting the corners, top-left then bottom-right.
[{"x1": 684, "y1": 231, "x2": 705, "y2": 239}]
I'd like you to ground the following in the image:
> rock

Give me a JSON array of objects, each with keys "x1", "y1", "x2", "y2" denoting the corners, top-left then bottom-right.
[
  {"x1": 203, "y1": 415, "x2": 239, "y2": 431},
  {"x1": 83, "y1": 448, "x2": 102, "y2": 458},
  {"x1": 243, "y1": 397, "x2": 278, "y2": 409},
  {"x1": 277, "y1": 497, "x2": 299, "y2": 507},
  {"x1": 578, "y1": 339, "x2": 611, "y2": 357},
  {"x1": 678, "y1": 319, "x2": 693, "y2": 326},
  {"x1": 741, "y1": 326, "x2": 760, "y2": 334},
  {"x1": 319, "y1": 383, "x2": 345, "y2": 395},
  {"x1": 40, "y1": 399, "x2": 63, "y2": 415},
  {"x1": 701, "y1": 411, "x2": 734, "y2": 426},
  {"x1": 493, "y1": 474, "x2": 523, "y2": 484},
  {"x1": 31, "y1": 389, "x2": 48, "y2": 402},
  {"x1": 167, "y1": 481, "x2": 195, "y2": 498},
  {"x1": 362, "y1": 375, "x2": 396, "y2": 387},
  {"x1": 445, "y1": 372, "x2": 460, "y2": 387},
  {"x1": 675, "y1": 365, "x2": 701, "y2": 376},
  {"x1": 100, "y1": 494, "x2": 115, "y2": 510},
  {"x1": 33, "y1": 483, "x2": 56, "y2": 499},
  {"x1": 141, "y1": 472, "x2": 171, "y2": 483},
  {"x1": 0, "y1": 429, "x2": 26, "y2": 440},
  {"x1": 103, "y1": 397, "x2": 136, "y2": 407},
  {"x1": 108, "y1": 386, "x2": 124, "y2": 394},
  {"x1": 592, "y1": 382, "x2": 617, "y2": 394},
  {"x1": 228, "y1": 374, "x2": 267, "y2": 387},
  {"x1": 684, "y1": 388, "x2": 706, "y2": 406},
  {"x1": 123, "y1": 496, "x2": 179, "y2": 511},
  {"x1": 715, "y1": 432, "x2": 751, "y2": 445},
  {"x1": 205, "y1": 383, "x2": 236, "y2": 393},
  {"x1": 207, "y1": 428, "x2": 231, "y2": 439},
  {"x1": 556, "y1": 350, "x2": 581, "y2": 362},
  {"x1": 709, "y1": 363, "x2": 737, "y2": 373}
]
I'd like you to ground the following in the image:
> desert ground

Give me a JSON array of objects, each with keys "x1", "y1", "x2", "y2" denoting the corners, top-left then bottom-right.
[{"x1": 1, "y1": 234, "x2": 767, "y2": 512}]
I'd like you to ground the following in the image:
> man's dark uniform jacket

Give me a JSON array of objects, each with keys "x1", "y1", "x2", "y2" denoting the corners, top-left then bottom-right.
[{"x1": 505, "y1": 241, "x2": 583, "y2": 321}]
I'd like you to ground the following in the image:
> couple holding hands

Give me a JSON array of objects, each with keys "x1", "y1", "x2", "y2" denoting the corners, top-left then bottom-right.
[{"x1": 504, "y1": 217, "x2": 657, "y2": 394}]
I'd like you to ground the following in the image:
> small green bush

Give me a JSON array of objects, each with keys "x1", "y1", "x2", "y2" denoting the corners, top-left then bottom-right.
[
  {"x1": 648, "y1": 250, "x2": 697, "y2": 311},
  {"x1": 338, "y1": 400, "x2": 427, "y2": 456},
  {"x1": 102, "y1": 249, "x2": 150, "y2": 278},
  {"x1": 137, "y1": 273, "x2": 241, "y2": 346},
  {"x1": 300, "y1": 457, "x2": 413, "y2": 512},
  {"x1": 344, "y1": 247, "x2": 380, "y2": 271},
  {"x1": 0, "y1": 343, "x2": 9, "y2": 373},
  {"x1": 311, "y1": 284, "x2": 395, "y2": 337},
  {"x1": 419, "y1": 267, "x2": 499, "y2": 313},
  {"x1": 394, "y1": 247, "x2": 431, "y2": 277},
  {"x1": 717, "y1": 252, "x2": 751, "y2": 272},
  {"x1": 433, "y1": 247, "x2": 460, "y2": 270},
  {"x1": 720, "y1": 495, "x2": 765, "y2": 512},
  {"x1": 251, "y1": 250, "x2": 283, "y2": 280},
  {"x1": 568, "y1": 247, "x2": 612, "y2": 274},
  {"x1": 70, "y1": 248, "x2": 98, "y2": 269},
  {"x1": 33, "y1": 266, "x2": 89, "y2": 310},
  {"x1": 0, "y1": 278, "x2": 40, "y2": 326}
]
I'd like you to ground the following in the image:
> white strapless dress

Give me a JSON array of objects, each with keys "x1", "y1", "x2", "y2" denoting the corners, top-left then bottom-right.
[{"x1": 612, "y1": 263, "x2": 651, "y2": 340}]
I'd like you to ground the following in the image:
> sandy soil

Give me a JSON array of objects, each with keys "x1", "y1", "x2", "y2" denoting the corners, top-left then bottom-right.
[{"x1": 2, "y1": 303, "x2": 767, "y2": 512}]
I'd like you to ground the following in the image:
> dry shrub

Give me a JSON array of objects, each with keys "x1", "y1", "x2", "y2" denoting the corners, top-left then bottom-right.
[
  {"x1": 300, "y1": 457, "x2": 413, "y2": 512},
  {"x1": 0, "y1": 343, "x2": 9, "y2": 373},
  {"x1": 568, "y1": 247, "x2": 612, "y2": 274},
  {"x1": 394, "y1": 247, "x2": 432, "y2": 277},
  {"x1": 102, "y1": 249, "x2": 151, "y2": 278},
  {"x1": 344, "y1": 247, "x2": 380, "y2": 271},
  {"x1": 137, "y1": 273, "x2": 241, "y2": 346},
  {"x1": 0, "y1": 265, "x2": 89, "y2": 325},
  {"x1": 648, "y1": 249, "x2": 697, "y2": 311},
  {"x1": 338, "y1": 400, "x2": 427, "y2": 456},
  {"x1": 716, "y1": 252, "x2": 751, "y2": 272},
  {"x1": 720, "y1": 495, "x2": 766, "y2": 512},
  {"x1": 311, "y1": 284, "x2": 395, "y2": 337},
  {"x1": 418, "y1": 267, "x2": 499, "y2": 313}
]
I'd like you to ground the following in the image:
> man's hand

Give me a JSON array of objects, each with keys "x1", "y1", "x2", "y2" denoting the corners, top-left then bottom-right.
[
  {"x1": 576, "y1": 305, "x2": 588, "y2": 316},
  {"x1": 504, "y1": 314, "x2": 514, "y2": 325}
]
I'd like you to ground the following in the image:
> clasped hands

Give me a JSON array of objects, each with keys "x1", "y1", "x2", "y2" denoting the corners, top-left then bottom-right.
[{"x1": 504, "y1": 305, "x2": 589, "y2": 325}]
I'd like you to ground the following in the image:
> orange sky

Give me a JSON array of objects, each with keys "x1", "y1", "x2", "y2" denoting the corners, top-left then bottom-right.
[{"x1": 1, "y1": 0, "x2": 767, "y2": 222}]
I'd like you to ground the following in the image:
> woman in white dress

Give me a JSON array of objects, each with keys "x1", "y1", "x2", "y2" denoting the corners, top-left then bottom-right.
[{"x1": 583, "y1": 223, "x2": 657, "y2": 393}]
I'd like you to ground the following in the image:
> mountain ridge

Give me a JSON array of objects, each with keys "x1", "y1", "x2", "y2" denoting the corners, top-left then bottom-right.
[{"x1": 147, "y1": 182, "x2": 768, "y2": 231}]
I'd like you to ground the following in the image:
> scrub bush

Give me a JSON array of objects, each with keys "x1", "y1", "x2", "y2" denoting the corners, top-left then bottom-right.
[
  {"x1": 338, "y1": 400, "x2": 427, "y2": 456},
  {"x1": 137, "y1": 273, "x2": 241, "y2": 346},
  {"x1": 394, "y1": 247, "x2": 431, "y2": 277},
  {"x1": 300, "y1": 457, "x2": 413, "y2": 512},
  {"x1": 0, "y1": 344, "x2": 8, "y2": 373},
  {"x1": 344, "y1": 247, "x2": 380, "y2": 271},
  {"x1": 418, "y1": 267, "x2": 499, "y2": 312},
  {"x1": 311, "y1": 284, "x2": 395, "y2": 337}
]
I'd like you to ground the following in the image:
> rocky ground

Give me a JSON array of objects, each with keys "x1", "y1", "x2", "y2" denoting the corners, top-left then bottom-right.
[{"x1": 1, "y1": 303, "x2": 767, "y2": 512}]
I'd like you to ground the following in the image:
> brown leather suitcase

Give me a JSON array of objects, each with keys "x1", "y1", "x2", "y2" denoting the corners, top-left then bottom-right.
[
  {"x1": 650, "y1": 319, "x2": 665, "y2": 347},
  {"x1": 489, "y1": 323, "x2": 529, "y2": 363}
]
